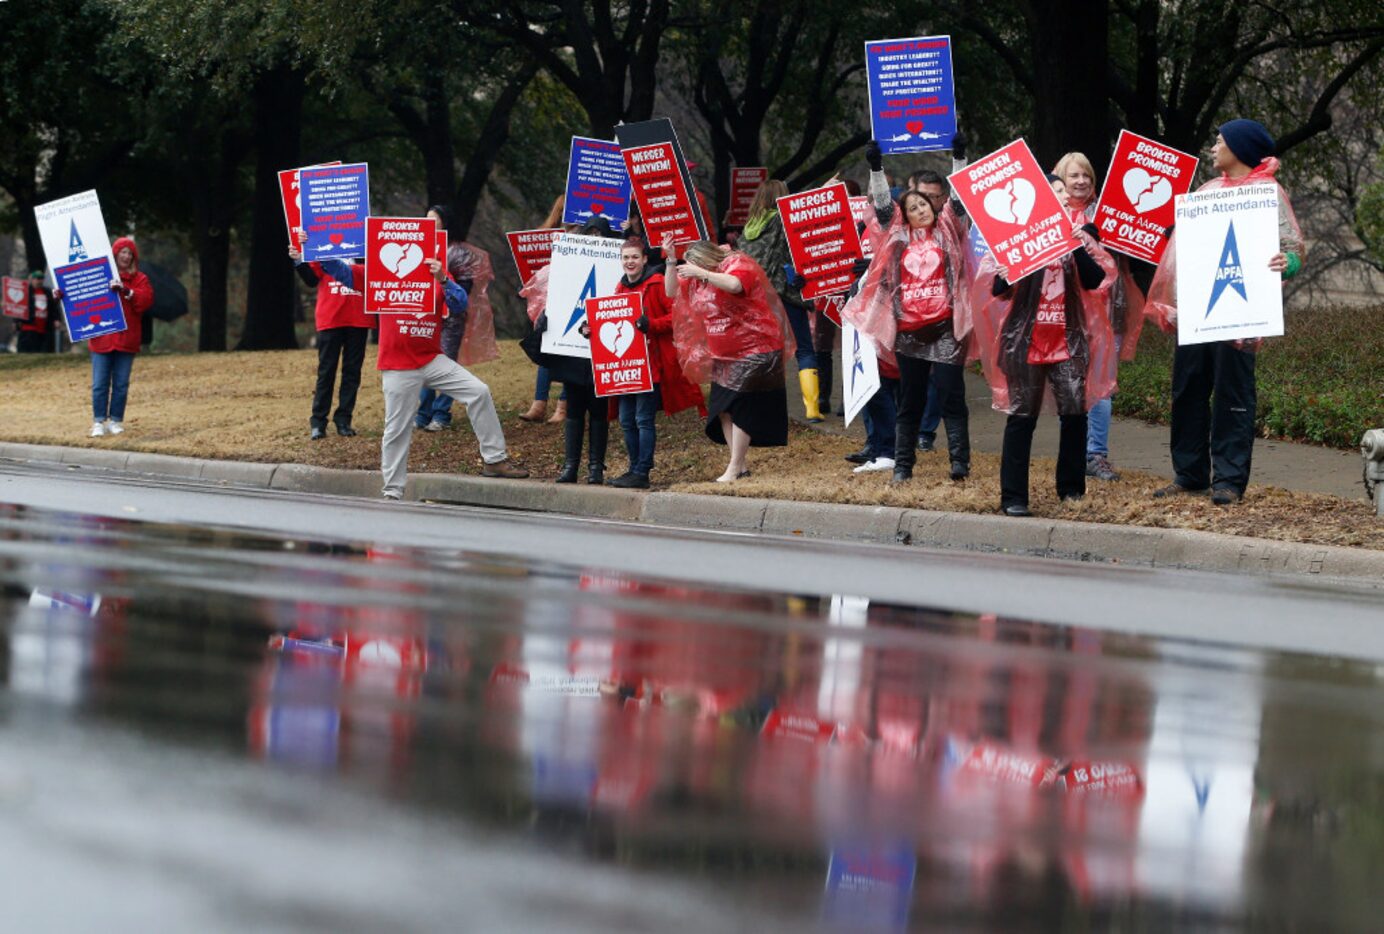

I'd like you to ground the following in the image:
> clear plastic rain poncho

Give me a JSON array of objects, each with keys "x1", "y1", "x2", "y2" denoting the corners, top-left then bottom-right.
[
  {"x1": 671, "y1": 251, "x2": 795, "y2": 392},
  {"x1": 447, "y1": 242, "x2": 499, "y2": 365}
]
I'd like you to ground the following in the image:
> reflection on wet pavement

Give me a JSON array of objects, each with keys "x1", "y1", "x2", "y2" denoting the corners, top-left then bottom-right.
[{"x1": 1, "y1": 501, "x2": 1382, "y2": 931}]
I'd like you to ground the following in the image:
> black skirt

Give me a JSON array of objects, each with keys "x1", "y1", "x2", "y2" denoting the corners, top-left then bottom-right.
[{"x1": 705, "y1": 355, "x2": 789, "y2": 447}]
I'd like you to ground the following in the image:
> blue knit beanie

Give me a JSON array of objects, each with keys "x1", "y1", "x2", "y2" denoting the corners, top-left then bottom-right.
[{"x1": 1219, "y1": 119, "x2": 1275, "y2": 168}]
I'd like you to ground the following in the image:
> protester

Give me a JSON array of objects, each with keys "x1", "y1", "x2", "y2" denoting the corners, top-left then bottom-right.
[
  {"x1": 519, "y1": 195, "x2": 570, "y2": 424},
  {"x1": 729, "y1": 179, "x2": 825, "y2": 423},
  {"x1": 1145, "y1": 119, "x2": 1304, "y2": 505},
  {"x1": 973, "y1": 176, "x2": 1117, "y2": 517},
  {"x1": 845, "y1": 140, "x2": 973, "y2": 483},
  {"x1": 910, "y1": 169, "x2": 958, "y2": 454},
  {"x1": 1052, "y1": 151, "x2": 1147, "y2": 483},
  {"x1": 16, "y1": 271, "x2": 54, "y2": 354},
  {"x1": 60, "y1": 236, "x2": 154, "y2": 437},
  {"x1": 668, "y1": 233, "x2": 791, "y2": 483},
  {"x1": 608, "y1": 235, "x2": 706, "y2": 488},
  {"x1": 291, "y1": 240, "x2": 371, "y2": 440},
  {"x1": 413, "y1": 205, "x2": 467, "y2": 432},
  {"x1": 311, "y1": 247, "x2": 528, "y2": 498},
  {"x1": 849, "y1": 347, "x2": 901, "y2": 473}
]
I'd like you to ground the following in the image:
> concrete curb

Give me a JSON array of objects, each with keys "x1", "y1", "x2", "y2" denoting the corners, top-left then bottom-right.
[{"x1": 2, "y1": 441, "x2": 1380, "y2": 586}]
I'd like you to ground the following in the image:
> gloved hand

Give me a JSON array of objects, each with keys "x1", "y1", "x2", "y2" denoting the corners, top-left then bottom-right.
[
  {"x1": 1079, "y1": 223, "x2": 1101, "y2": 242},
  {"x1": 783, "y1": 263, "x2": 807, "y2": 290},
  {"x1": 865, "y1": 140, "x2": 883, "y2": 172},
  {"x1": 1164, "y1": 223, "x2": 1176, "y2": 239},
  {"x1": 851, "y1": 257, "x2": 871, "y2": 279},
  {"x1": 951, "y1": 130, "x2": 967, "y2": 161},
  {"x1": 535, "y1": 313, "x2": 548, "y2": 334},
  {"x1": 634, "y1": 313, "x2": 649, "y2": 334}
]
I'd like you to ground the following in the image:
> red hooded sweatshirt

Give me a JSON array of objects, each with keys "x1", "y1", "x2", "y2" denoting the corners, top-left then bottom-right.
[
  {"x1": 308, "y1": 261, "x2": 370, "y2": 330},
  {"x1": 89, "y1": 236, "x2": 154, "y2": 355}
]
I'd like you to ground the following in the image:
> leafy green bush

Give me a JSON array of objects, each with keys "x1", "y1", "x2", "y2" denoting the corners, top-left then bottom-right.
[{"x1": 1112, "y1": 305, "x2": 1384, "y2": 450}]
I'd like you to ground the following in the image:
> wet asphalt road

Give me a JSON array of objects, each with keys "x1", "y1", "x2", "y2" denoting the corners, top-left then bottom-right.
[{"x1": 1, "y1": 460, "x2": 1382, "y2": 931}]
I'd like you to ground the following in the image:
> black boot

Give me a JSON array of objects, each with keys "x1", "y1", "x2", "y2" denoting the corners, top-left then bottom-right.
[
  {"x1": 946, "y1": 416, "x2": 971, "y2": 480},
  {"x1": 556, "y1": 418, "x2": 582, "y2": 483},
  {"x1": 817, "y1": 354, "x2": 833, "y2": 416},
  {"x1": 587, "y1": 418, "x2": 608, "y2": 485}
]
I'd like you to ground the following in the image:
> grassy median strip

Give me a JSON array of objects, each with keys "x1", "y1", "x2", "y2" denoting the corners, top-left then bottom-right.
[{"x1": 2, "y1": 345, "x2": 1379, "y2": 551}]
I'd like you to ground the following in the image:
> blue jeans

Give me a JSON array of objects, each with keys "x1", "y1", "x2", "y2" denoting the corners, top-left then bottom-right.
[
  {"x1": 860, "y1": 377, "x2": 899, "y2": 459},
  {"x1": 1087, "y1": 397, "x2": 1112, "y2": 457},
  {"x1": 91, "y1": 351, "x2": 134, "y2": 422},
  {"x1": 784, "y1": 301, "x2": 818, "y2": 371},
  {"x1": 618, "y1": 386, "x2": 661, "y2": 475},
  {"x1": 534, "y1": 365, "x2": 568, "y2": 403},
  {"x1": 918, "y1": 376, "x2": 941, "y2": 439},
  {"x1": 416, "y1": 388, "x2": 453, "y2": 427}
]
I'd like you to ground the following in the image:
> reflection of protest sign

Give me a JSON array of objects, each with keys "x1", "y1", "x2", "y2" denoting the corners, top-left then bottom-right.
[
  {"x1": 1174, "y1": 184, "x2": 1283, "y2": 345},
  {"x1": 278, "y1": 161, "x2": 341, "y2": 250},
  {"x1": 300, "y1": 163, "x2": 370, "y2": 261},
  {"x1": 585, "y1": 292, "x2": 653, "y2": 397},
  {"x1": 34, "y1": 189, "x2": 114, "y2": 282},
  {"x1": 777, "y1": 182, "x2": 863, "y2": 299},
  {"x1": 725, "y1": 167, "x2": 768, "y2": 226},
  {"x1": 823, "y1": 844, "x2": 917, "y2": 928},
  {"x1": 841, "y1": 320, "x2": 881, "y2": 427},
  {"x1": 54, "y1": 257, "x2": 126, "y2": 342},
  {"x1": 563, "y1": 137, "x2": 632, "y2": 226},
  {"x1": 542, "y1": 233, "x2": 625, "y2": 359},
  {"x1": 1093, "y1": 130, "x2": 1198, "y2": 264},
  {"x1": 506, "y1": 228, "x2": 562, "y2": 283},
  {"x1": 949, "y1": 139, "x2": 1076, "y2": 281},
  {"x1": 615, "y1": 118, "x2": 709, "y2": 243},
  {"x1": 364, "y1": 217, "x2": 437, "y2": 314},
  {"x1": 2, "y1": 277, "x2": 28, "y2": 319},
  {"x1": 865, "y1": 35, "x2": 956, "y2": 155}
]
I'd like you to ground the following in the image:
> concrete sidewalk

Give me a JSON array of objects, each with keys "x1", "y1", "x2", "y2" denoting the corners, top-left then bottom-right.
[
  {"x1": 798, "y1": 354, "x2": 1365, "y2": 501},
  {"x1": 3, "y1": 442, "x2": 1382, "y2": 587}
]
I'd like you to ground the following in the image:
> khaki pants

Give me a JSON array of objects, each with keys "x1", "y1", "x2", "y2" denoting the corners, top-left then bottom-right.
[{"x1": 380, "y1": 355, "x2": 507, "y2": 496}]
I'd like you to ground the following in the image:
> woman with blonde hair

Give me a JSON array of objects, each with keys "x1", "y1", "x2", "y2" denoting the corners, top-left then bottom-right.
[{"x1": 736, "y1": 178, "x2": 824, "y2": 421}]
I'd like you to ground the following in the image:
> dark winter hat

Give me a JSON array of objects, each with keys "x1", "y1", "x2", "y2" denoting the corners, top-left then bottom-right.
[
  {"x1": 579, "y1": 216, "x2": 617, "y2": 239},
  {"x1": 1219, "y1": 119, "x2": 1275, "y2": 168}
]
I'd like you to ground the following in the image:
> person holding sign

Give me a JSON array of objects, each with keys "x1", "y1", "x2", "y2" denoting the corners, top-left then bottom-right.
[
  {"x1": 1145, "y1": 120, "x2": 1304, "y2": 505},
  {"x1": 17, "y1": 271, "x2": 55, "y2": 354},
  {"x1": 291, "y1": 243, "x2": 371, "y2": 440},
  {"x1": 607, "y1": 235, "x2": 706, "y2": 489},
  {"x1": 738, "y1": 178, "x2": 824, "y2": 422},
  {"x1": 974, "y1": 176, "x2": 1118, "y2": 517},
  {"x1": 845, "y1": 140, "x2": 974, "y2": 484},
  {"x1": 667, "y1": 234, "x2": 791, "y2": 483},
  {"x1": 56, "y1": 237, "x2": 154, "y2": 437}
]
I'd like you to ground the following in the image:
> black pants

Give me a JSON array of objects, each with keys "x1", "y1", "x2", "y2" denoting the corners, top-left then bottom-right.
[
  {"x1": 894, "y1": 356, "x2": 966, "y2": 471},
  {"x1": 16, "y1": 330, "x2": 48, "y2": 353},
  {"x1": 312, "y1": 326, "x2": 369, "y2": 429},
  {"x1": 1170, "y1": 342, "x2": 1256, "y2": 494},
  {"x1": 1001, "y1": 413, "x2": 1088, "y2": 508}
]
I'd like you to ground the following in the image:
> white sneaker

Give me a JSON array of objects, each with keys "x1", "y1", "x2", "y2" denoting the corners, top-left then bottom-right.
[
  {"x1": 382, "y1": 490, "x2": 403, "y2": 501},
  {"x1": 423, "y1": 419, "x2": 445, "y2": 432},
  {"x1": 89, "y1": 421, "x2": 106, "y2": 438},
  {"x1": 105, "y1": 420, "x2": 124, "y2": 435},
  {"x1": 853, "y1": 456, "x2": 896, "y2": 474}
]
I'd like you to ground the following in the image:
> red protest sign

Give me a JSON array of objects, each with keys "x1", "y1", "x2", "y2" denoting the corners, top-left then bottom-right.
[
  {"x1": 32, "y1": 291, "x2": 48, "y2": 320},
  {"x1": 819, "y1": 294, "x2": 845, "y2": 327},
  {"x1": 505, "y1": 228, "x2": 562, "y2": 283},
  {"x1": 585, "y1": 292, "x2": 653, "y2": 397},
  {"x1": 725, "y1": 167, "x2": 768, "y2": 226},
  {"x1": 622, "y1": 143, "x2": 703, "y2": 245},
  {"x1": 849, "y1": 196, "x2": 876, "y2": 259},
  {"x1": 278, "y1": 161, "x2": 341, "y2": 251},
  {"x1": 776, "y1": 182, "x2": 863, "y2": 299},
  {"x1": 1092, "y1": 130, "x2": 1199, "y2": 265},
  {"x1": 949, "y1": 139, "x2": 1077, "y2": 281},
  {"x1": 434, "y1": 228, "x2": 447, "y2": 266},
  {"x1": 2, "y1": 276, "x2": 29, "y2": 319},
  {"x1": 364, "y1": 217, "x2": 437, "y2": 314}
]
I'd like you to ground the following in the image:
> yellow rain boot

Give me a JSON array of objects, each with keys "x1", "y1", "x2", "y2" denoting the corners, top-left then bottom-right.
[{"x1": 799, "y1": 369, "x2": 823, "y2": 422}]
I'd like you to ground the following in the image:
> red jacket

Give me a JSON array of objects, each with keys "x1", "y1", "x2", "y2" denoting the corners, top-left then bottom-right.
[
  {"x1": 89, "y1": 237, "x2": 154, "y2": 355},
  {"x1": 310, "y1": 262, "x2": 370, "y2": 330},
  {"x1": 19, "y1": 285, "x2": 51, "y2": 335},
  {"x1": 616, "y1": 269, "x2": 705, "y2": 416}
]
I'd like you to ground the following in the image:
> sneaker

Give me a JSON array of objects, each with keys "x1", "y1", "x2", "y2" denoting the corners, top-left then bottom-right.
[
  {"x1": 918, "y1": 433, "x2": 936, "y2": 452},
  {"x1": 1211, "y1": 487, "x2": 1243, "y2": 506},
  {"x1": 1153, "y1": 482, "x2": 1207, "y2": 499},
  {"x1": 481, "y1": 457, "x2": 530, "y2": 479},
  {"x1": 105, "y1": 420, "x2": 124, "y2": 435},
  {"x1": 1003, "y1": 503, "x2": 1031, "y2": 517},
  {"x1": 844, "y1": 448, "x2": 872, "y2": 464},
  {"x1": 335, "y1": 424, "x2": 357, "y2": 437},
  {"x1": 853, "y1": 457, "x2": 896, "y2": 474},
  {"x1": 89, "y1": 421, "x2": 106, "y2": 438},
  {"x1": 382, "y1": 490, "x2": 403, "y2": 501},
  {"x1": 423, "y1": 419, "x2": 446, "y2": 432},
  {"x1": 1086, "y1": 453, "x2": 1119, "y2": 481},
  {"x1": 310, "y1": 426, "x2": 326, "y2": 440},
  {"x1": 609, "y1": 471, "x2": 650, "y2": 489}
]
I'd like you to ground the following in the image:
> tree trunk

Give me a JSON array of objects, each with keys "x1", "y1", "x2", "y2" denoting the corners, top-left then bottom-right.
[
  {"x1": 238, "y1": 65, "x2": 304, "y2": 350},
  {"x1": 453, "y1": 62, "x2": 540, "y2": 239},
  {"x1": 1026, "y1": 0, "x2": 1110, "y2": 170},
  {"x1": 422, "y1": 84, "x2": 456, "y2": 212},
  {"x1": 20, "y1": 205, "x2": 44, "y2": 276}
]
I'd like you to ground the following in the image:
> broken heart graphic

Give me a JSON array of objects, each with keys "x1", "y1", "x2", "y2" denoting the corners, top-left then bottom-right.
[
  {"x1": 982, "y1": 178, "x2": 1037, "y2": 225},
  {"x1": 1121, "y1": 168, "x2": 1173, "y2": 214},
  {"x1": 599, "y1": 320, "x2": 635, "y2": 358},
  {"x1": 378, "y1": 242, "x2": 424, "y2": 279},
  {"x1": 904, "y1": 121, "x2": 924, "y2": 136},
  {"x1": 6, "y1": 285, "x2": 24, "y2": 303}
]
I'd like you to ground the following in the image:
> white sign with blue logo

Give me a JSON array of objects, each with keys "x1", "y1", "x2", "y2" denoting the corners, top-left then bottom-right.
[
  {"x1": 34, "y1": 189, "x2": 114, "y2": 283},
  {"x1": 841, "y1": 320, "x2": 881, "y2": 427},
  {"x1": 1173, "y1": 184, "x2": 1283, "y2": 345},
  {"x1": 541, "y1": 233, "x2": 624, "y2": 358}
]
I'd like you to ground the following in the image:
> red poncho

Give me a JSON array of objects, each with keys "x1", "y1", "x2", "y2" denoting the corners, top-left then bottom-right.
[
  {"x1": 448, "y1": 242, "x2": 500, "y2": 365},
  {"x1": 670, "y1": 251, "x2": 794, "y2": 389}
]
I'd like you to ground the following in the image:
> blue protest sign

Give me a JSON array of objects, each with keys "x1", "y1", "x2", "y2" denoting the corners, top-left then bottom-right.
[
  {"x1": 822, "y1": 843, "x2": 917, "y2": 927},
  {"x1": 300, "y1": 162, "x2": 370, "y2": 261},
  {"x1": 562, "y1": 137, "x2": 632, "y2": 227},
  {"x1": 864, "y1": 35, "x2": 957, "y2": 154},
  {"x1": 53, "y1": 257, "x2": 126, "y2": 342}
]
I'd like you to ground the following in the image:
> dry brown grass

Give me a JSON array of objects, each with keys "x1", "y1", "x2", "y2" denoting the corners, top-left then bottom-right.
[{"x1": 3, "y1": 345, "x2": 1381, "y2": 551}]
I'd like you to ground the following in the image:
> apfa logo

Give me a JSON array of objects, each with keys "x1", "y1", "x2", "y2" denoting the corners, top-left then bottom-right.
[
  {"x1": 850, "y1": 328, "x2": 864, "y2": 391},
  {"x1": 564, "y1": 267, "x2": 597, "y2": 335},
  {"x1": 1206, "y1": 221, "x2": 1247, "y2": 318},
  {"x1": 67, "y1": 220, "x2": 88, "y2": 263}
]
